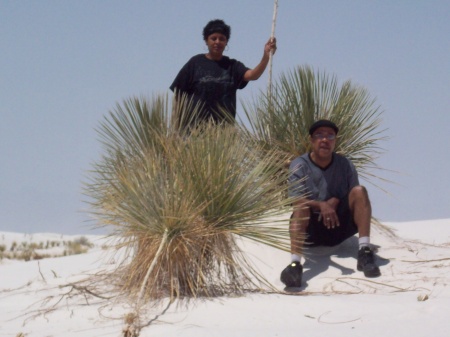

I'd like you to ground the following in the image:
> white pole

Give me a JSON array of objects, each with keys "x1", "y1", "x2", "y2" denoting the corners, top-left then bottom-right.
[{"x1": 267, "y1": 0, "x2": 279, "y2": 101}]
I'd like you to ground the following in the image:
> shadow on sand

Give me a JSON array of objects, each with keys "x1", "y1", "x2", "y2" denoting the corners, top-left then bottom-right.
[{"x1": 295, "y1": 236, "x2": 390, "y2": 290}]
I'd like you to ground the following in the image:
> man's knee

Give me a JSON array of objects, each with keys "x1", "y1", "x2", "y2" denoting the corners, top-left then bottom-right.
[
  {"x1": 351, "y1": 185, "x2": 367, "y2": 194},
  {"x1": 349, "y1": 185, "x2": 371, "y2": 208}
]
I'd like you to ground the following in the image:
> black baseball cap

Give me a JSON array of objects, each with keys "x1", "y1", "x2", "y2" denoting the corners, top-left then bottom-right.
[{"x1": 309, "y1": 120, "x2": 339, "y2": 135}]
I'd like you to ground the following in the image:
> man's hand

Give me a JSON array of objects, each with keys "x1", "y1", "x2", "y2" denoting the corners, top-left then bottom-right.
[{"x1": 319, "y1": 198, "x2": 340, "y2": 229}]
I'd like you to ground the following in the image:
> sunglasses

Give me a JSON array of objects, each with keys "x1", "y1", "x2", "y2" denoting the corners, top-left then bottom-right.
[{"x1": 312, "y1": 133, "x2": 336, "y2": 141}]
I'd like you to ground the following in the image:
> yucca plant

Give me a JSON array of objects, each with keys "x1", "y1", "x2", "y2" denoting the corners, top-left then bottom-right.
[
  {"x1": 85, "y1": 94, "x2": 302, "y2": 303},
  {"x1": 242, "y1": 65, "x2": 386, "y2": 183}
]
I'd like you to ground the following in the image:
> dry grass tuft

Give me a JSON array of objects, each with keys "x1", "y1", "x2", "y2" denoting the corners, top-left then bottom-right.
[
  {"x1": 241, "y1": 65, "x2": 388, "y2": 187},
  {"x1": 85, "y1": 95, "x2": 303, "y2": 304}
]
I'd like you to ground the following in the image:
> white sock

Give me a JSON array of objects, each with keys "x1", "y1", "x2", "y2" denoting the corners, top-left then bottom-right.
[
  {"x1": 291, "y1": 254, "x2": 301, "y2": 263},
  {"x1": 359, "y1": 236, "x2": 370, "y2": 249}
]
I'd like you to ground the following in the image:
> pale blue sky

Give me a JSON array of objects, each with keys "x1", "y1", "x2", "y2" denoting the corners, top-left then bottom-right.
[{"x1": 1, "y1": 1, "x2": 449, "y2": 234}]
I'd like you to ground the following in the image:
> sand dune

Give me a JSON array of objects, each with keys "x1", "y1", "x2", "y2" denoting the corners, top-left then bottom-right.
[{"x1": 1, "y1": 218, "x2": 449, "y2": 337}]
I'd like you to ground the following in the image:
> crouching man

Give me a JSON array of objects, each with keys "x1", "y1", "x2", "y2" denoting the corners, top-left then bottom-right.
[{"x1": 281, "y1": 120, "x2": 381, "y2": 288}]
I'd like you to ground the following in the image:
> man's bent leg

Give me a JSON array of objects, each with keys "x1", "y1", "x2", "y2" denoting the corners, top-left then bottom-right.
[
  {"x1": 349, "y1": 185, "x2": 380, "y2": 277},
  {"x1": 349, "y1": 185, "x2": 371, "y2": 238},
  {"x1": 289, "y1": 205, "x2": 310, "y2": 257},
  {"x1": 281, "y1": 203, "x2": 309, "y2": 288}
]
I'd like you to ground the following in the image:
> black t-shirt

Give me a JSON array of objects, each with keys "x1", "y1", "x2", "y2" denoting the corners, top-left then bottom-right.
[{"x1": 170, "y1": 54, "x2": 249, "y2": 122}]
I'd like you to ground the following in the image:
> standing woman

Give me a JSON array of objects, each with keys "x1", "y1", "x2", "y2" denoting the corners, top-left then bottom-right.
[{"x1": 170, "y1": 19, "x2": 277, "y2": 128}]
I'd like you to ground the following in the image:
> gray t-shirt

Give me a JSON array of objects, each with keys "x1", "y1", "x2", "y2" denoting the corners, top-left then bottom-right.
[{"x1": 288, "y1": 152, "x2": 359, "y2": 201}]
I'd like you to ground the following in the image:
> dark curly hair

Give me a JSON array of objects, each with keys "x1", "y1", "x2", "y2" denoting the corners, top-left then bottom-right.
[{"x1": 202, "y1": 19, "x2": 231, "y2": 41}]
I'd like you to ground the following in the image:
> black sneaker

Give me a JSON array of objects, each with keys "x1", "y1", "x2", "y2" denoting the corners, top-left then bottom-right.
[
  {"x1": 280, "y1": 261, "x2": 303, "y2": 287},
  {"x1": 357, "y1": 246, "x2": 381, "y2": 277}
]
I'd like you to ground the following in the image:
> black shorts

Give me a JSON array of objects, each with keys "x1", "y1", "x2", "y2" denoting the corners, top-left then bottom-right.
[{"x1": 303, "y1": 196, "x2": 358, "y2": 247}]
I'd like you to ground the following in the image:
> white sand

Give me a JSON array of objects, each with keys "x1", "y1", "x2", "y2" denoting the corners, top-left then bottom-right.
[{"x1": 1, "y1": 218, "x2": 449, "y2": 337}]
